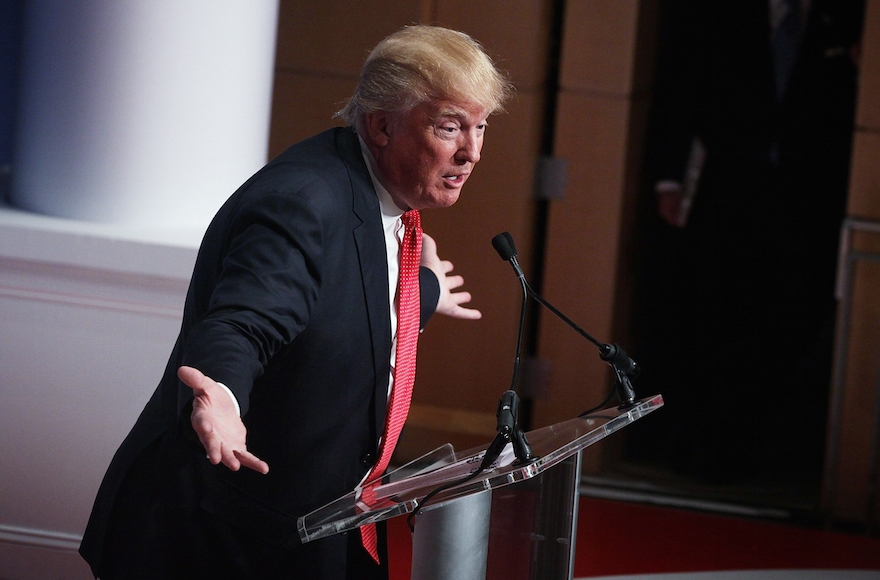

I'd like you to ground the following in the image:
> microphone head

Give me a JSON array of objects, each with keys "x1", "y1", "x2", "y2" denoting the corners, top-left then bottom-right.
[{"x1": 492, "y1": 232, "x2": 518, "y2": 261}]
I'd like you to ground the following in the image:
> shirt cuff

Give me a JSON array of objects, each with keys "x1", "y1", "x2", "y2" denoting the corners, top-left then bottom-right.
[
  {"x1": 216, "y1": 382, "x2": 241, "y2": 417},
  {"x1": 655, "y1": 180, "x2": 683, "y2": 194}
]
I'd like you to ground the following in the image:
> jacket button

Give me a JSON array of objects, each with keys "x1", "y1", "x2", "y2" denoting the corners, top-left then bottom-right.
[{"x1": 360, "y1": 453, "x2": 374, "y2": 466}]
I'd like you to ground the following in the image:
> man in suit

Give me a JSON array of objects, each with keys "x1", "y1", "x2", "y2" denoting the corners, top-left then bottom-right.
[
  {"x1": 79, "y1": 25, "x2": 512, "y2": 579},
  {"x1": 631, "y1": 0, "x2": 863, "y2": 482}
]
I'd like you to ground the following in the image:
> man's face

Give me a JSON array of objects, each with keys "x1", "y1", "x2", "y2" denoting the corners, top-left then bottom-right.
[{"x1": 371, "y1": 99, "x2": 489, "y2": 211}]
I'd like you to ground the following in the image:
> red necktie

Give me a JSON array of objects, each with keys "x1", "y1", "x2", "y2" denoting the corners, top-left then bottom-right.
[{"x1": 361, "y1": 209, "x2": 422, "y2": 564}]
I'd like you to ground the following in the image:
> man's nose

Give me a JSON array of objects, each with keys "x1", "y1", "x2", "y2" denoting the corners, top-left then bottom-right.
[{"x1": 457, "y1": 134, "x2": 481, "y2": 163}]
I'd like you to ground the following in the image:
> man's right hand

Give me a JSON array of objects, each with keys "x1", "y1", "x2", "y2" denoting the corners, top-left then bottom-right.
[
  {"x1": 656, "y1": 181, "x2": 689, "y2": 228},
  {"x1": 178, "y1": 366, "x2": 269, "y2": 474},
  {"x1": 420, "y1": 233, "x2": 482, "y2": 320}
]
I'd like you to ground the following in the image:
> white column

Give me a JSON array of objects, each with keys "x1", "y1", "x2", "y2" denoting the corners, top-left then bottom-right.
[{"x1": 11, "y1": 0, "x2": 279, "y2": 233}]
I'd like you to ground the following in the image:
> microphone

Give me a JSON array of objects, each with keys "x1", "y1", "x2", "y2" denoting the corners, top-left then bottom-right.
[
  {"x1": 479, "y1": 233, "x2": 534, "y2": 469},
  {"x1": 479, "y1": 390, "x2": 518, "y2": 470},
  {"x1": 404, "y1": 238, "x2": 535, "y2": 531},
  {"x1": 491, "y1": 231, "x2": 639, "y2": 409},
  {"x1": 491, "y1": 233, "x2": 525, "y2": 280}
]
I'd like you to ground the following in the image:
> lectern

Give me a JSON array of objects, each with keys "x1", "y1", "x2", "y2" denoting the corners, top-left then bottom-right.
[{"x1": 298, "y1": 394, "x2": 663, "y2": 580}]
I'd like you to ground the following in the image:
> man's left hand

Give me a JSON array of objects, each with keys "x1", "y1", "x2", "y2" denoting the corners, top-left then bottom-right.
[
  {"x1": 421, "y1": 233, "x2": 482, "y2": 320},
  {"x1": 179, "y1": 366, "x2": 270, "y2": 474}
]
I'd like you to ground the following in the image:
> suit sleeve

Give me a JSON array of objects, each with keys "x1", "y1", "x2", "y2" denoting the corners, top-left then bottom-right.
[
  {"x1": 419, "y1": 265, "x2": 441, "y2": 330},
  {"x1": 180, "y1": 184, "x2": 328, "y2": 416}
]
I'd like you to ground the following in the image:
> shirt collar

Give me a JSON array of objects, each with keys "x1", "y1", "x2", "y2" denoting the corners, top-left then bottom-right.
[{"x1": 358, "y1": 135, "x2": 405, "y2": 219}]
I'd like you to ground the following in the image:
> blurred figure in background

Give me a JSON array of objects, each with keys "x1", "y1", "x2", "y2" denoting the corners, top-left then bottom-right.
[{"x1": 631, "y1": 0, "x2": 864, "y2": 486}]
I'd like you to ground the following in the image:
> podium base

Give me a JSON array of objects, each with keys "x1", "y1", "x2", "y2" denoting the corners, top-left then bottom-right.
[{"x1": 411, "y1": 490, "x2": 492, "y2": 580}]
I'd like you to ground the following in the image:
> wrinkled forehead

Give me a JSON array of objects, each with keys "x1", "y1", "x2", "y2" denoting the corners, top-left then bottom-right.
[{"x1": 429, "y1": 100, "x2": 490, "y2": 122}]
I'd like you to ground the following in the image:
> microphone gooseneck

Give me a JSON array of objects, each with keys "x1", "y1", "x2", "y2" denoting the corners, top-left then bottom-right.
[
  {"x1": 411, "y1": 229, "x2": 632, "y2": 532},
  {"x1": 406, "y1": 237, "x2": 535, "y2": 532},
  {"x1": 482, "y1": 232, "x2": 534, "y2": 469},
  {"x1": 491, "y1": 231, "x2": 639, "y2": 410}
]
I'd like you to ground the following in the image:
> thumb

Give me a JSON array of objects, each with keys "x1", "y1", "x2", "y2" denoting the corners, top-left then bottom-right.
[
  {"x1": 420, "y1": 233, "x2": 437, "y2": 264},
  {"x1": 178, "y1": 365, "x2": 210, "y2": 395}
]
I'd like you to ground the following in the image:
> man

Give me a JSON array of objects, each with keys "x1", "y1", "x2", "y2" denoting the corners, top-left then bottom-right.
[
  {"x1": 79, "y1": 25, "x2": 512, "y2": 579},
  {"x1": 631, "y1": 0, "x2": 863, "y2": 483}
]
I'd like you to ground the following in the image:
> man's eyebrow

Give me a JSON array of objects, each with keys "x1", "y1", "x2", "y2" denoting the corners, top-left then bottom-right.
[
  {"x1": 433, "y1": 108, "x2": 465, "y2": 120},
  {"x1": 432, "y1": 109, "x2": 488, "y2": 124}
]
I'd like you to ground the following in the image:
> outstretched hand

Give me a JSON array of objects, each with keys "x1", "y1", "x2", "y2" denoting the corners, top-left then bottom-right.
[
  {"x1": 656, "y1": 182, "x2": 690, "y2": 228},
  {"x1": 420, "y1": 233, "x2": 482, "y2": 320},
  {"x1": 178, "y1": 366, "x2": 269, "y2": 474}
]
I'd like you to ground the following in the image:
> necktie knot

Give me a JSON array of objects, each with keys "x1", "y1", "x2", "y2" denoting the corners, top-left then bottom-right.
[{"x1": 401, "y1": 209, "x2": 421, "y2": 231}]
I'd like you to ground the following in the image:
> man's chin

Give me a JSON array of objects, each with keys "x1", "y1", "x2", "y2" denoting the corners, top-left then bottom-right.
[
  {"x1": 430, "y1": 189, "x2": 462, "y2": 209},
  {"x1": 407, "y1": 188, "x2": 462, "y2": 210}
]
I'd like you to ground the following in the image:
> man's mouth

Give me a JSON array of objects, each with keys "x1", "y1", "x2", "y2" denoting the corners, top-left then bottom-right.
[{"x1": 443, "y1": 173, "x2": 468, "y2": 184}]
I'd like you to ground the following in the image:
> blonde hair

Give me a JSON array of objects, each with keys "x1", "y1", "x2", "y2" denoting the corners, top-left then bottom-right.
[{"x1": 337, "y1": 25, "x2": 513, "y2": 127}]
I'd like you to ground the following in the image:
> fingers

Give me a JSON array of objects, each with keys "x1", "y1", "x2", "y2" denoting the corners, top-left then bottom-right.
[
  {"x1": 434, "y1": 256, "x2": 482, "y2": 319},
  {"x1": 450, "y1": 305, "x2": 482, "y2": 320},
  {"x1": 235, "y1": 449, "x2": 270, "y2": 474},
  {"x1": 420, "y1": 234, "x2": 438, "y2": 266},
  {"x1": 217, "y1": 449, "x2": 242, "y2": 472},
  {"x1": 199, "y1": 427, "x2": 267, "y2": 474},
  {"x1": 438, "y1": 291, "x2": 482, "y2": 320},
  {"x1": 194, "y1": 420, "x2": 221, "y2": 464},
  {"x1": 178, "y1": 365, "x2": 211, "y2": 396},
  {"x1": 183, "y1": 365, "x2": 269, "y2": 475},
  {"x1": 204, "y1": 439, "x2": 242, "y2": 472},
  {"x1": 450, "y1": 290, "x2": 473, "y2": 306},
  {"x1": 444, "y1": 273, "x2": 465, "y2": 291},
  {"x1": 204, "y1": 440, "x2": 269, "y2": 474}
]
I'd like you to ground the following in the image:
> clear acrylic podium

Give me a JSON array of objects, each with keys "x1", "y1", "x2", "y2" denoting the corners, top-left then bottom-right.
[{"x1": 298, "y1": 394, "x2": 664, "y2": 580}]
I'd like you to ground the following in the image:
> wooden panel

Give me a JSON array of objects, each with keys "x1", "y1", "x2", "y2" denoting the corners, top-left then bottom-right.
[
  {"x1": 856, "y1": 0, "x2": 880, "y2": 129},
  {"x1": 832, "y1": 254, "x2": 880, "y2": 520},
  {"x1": 406, "y1": 403, "x2": 497, "y2": 436},
  {"x1": 535, "y1": 0, "x2": 654, "y2": 460},
  {"x1": 271, "y1": 0, "x2": 429, "y2": 156},
  {"x1": 630, "y1": 0, "x2": 663, "y2": 95},
  {"x1": 434, "y1": 0, "x2": 554, "y2": 90},
  {"x1": 269, "y1": 71, "x2": 349, "y2": 158},
  {"x1": 559, "y1": 0, "x2": 640, "y2": 95},
  {"x1": 535, "y1": 91, "x2": 630, "y2": 434},
  {"x1": 534, "y1": 0, "x2": 656, "y2": 472},
  {"x1": 847, "y1": 131, "x2": 880, "y2": 219},
  {"x1": 828, "y1": 0, "x2": 880, "y2": 525},
  {"x1": 275, "y1": 0, "x2": 423, "y2": 75}
]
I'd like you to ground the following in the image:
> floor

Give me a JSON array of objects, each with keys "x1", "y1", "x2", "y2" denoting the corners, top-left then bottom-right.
[{"x1": 581, "y1": 572, "x2": 880, "y2": 580}]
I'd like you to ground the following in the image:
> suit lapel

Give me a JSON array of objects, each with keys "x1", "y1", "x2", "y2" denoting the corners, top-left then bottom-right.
[{"x1": 336, "y1": 129, "x2": 392, "y2": 446}]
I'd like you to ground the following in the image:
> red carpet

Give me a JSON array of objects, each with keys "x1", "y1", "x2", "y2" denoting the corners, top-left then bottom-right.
[{"x1": 387, "y1": 497, "x2": 880, "y2": 579}]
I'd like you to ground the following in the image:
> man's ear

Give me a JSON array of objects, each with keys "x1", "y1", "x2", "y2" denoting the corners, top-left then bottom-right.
[{"x1": 363, "y1": 112, "x2": 392, "y2": 148}]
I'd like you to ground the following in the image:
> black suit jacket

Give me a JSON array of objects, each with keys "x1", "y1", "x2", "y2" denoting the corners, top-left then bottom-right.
[{"x1": 80, "y1": 127, "x2": 440, "y2": 579}]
